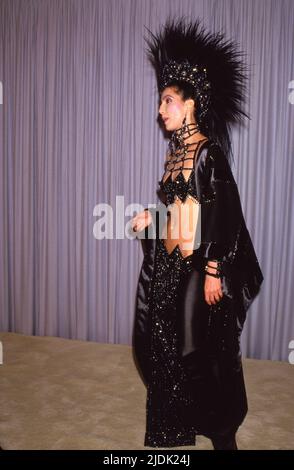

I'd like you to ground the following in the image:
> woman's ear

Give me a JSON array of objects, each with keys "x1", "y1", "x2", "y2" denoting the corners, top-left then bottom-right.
[
  {"x1": 185, "y1": 98, "x2": 196, "y2": 121},
  {"x1": 185, "y1": 98, "x2": 195, "y2": 112},
  {"x1": 185, "y1": 98, "x2": 195, "y2": 111}
]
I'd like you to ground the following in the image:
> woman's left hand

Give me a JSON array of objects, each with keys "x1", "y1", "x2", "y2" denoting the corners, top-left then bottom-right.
[
  {"x1": 204, "y1": 260, "x2": 223, "y2": 305},
  {"x1": 204, "y1": 275, "x2": 223, "y2": 305}
]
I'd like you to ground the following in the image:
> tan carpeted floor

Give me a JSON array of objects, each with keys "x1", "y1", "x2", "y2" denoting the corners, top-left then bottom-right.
[{"x1": 0, "y1": 332, "x2": 293, "y2": 450}]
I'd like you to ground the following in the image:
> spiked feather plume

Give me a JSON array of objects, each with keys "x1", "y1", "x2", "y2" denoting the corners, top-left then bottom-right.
[{"x1": 144, "y1": 16, "x2": 250, "y2": 164}]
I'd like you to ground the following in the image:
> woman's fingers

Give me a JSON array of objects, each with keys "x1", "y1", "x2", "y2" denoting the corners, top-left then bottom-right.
[
  {"x1": 204, "y1": 277, "x2": 223, "y2": 305},
  {"x1": 206, "y1": 294, "x2": 221, "y2": 305},
  {"x1": 131, "y1": 211, "x2": 151, "y2": 232},
  {"x1": 131, "y1": 216, "x2": 138, "y2": 231}
]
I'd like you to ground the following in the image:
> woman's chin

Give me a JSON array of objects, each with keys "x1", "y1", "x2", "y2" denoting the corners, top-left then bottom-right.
[{"x1": 164, "y1": 121, "x2": 174, "y2": 131}]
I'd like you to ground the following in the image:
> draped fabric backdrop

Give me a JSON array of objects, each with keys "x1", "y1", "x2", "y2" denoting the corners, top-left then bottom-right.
[{"x1": 0, "y1": 0, "x2": 293, "y2": 361}]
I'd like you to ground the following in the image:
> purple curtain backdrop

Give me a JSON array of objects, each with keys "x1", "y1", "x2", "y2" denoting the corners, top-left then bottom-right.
[{"x1": 0, "y1": 0, "x2": 294, "y2": 361}]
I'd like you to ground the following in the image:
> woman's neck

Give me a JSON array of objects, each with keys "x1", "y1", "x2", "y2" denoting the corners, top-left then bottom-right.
[{"x1": 171, "y1": 121, "x2": 207, "y2": 148}]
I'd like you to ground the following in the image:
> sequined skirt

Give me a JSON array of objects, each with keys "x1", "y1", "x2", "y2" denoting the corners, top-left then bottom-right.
[
  {"x1": 143, "y1": 237, "x2": 249, "y2": 448},
  {"x1": 144, "y1": 238, "x2": 197, "y2": 448}
]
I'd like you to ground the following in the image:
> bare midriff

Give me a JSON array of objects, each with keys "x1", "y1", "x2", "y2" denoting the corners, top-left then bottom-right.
[{"x1": 161, "y1": 194, "x2": 200, "y2": 257}]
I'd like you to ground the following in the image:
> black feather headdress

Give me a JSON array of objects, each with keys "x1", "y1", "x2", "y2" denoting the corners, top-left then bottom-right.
[{"x1": 144, "y1": 16, "x2": 250, "y2": 164}]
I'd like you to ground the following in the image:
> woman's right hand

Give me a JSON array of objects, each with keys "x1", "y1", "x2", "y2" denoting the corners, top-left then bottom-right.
[{"x1": 131, "y1": 210, "x2": 152, "y2": 232}]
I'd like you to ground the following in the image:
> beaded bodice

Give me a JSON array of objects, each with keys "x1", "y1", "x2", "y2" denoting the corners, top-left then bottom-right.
[
  {"x1": 158, "y1": 167, "x2": 198, "y2": 206},
  {"x1": 158, "y1": 136, "x2": 209, "y2": 207},
  {"x1": 157, "y1": 136, "x2": 209, "y2": 257}
]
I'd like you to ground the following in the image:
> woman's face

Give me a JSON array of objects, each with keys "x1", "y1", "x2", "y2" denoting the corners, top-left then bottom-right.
[{"x1": 158, "y1": 86, "x2": 191, "y2": 131}]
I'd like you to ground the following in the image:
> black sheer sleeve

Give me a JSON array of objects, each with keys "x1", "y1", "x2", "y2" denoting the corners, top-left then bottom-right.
[
  {"x1": 195, "y1": 142, "x2": 264, "y2": 314},
  {"x1": 196, "y1": 142, "x2": 244, "y2": 263}
]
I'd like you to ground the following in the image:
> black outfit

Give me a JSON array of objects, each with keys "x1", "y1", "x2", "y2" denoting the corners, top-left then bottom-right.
[{"x1": 133, "y1": 139, "x2": 263, "y2": 448}]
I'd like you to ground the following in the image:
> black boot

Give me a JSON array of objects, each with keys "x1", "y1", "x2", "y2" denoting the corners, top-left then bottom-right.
[{"x1": 211, "y1": 433, "x2": 238, "y2": 450}]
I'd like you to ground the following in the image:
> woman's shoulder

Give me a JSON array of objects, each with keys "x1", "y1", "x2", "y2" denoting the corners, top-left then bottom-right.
[
  {"x1": 197, "y1": 138, "x2": 225, "y2": 165},
  {"x1": 203, "y1": 138, "x2": 224, "y2": 155},
  {"x1": 197, "y1": 138, "x2": 235, "y2": 182}
]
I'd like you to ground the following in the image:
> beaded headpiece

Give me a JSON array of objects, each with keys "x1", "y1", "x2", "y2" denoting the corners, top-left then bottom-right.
[
  {"x1": 159, "y1": 59, "x2": 211, "y2": 123},
  {"x1": 144, "y1": 16, "x2": 250, "y2": 163}
]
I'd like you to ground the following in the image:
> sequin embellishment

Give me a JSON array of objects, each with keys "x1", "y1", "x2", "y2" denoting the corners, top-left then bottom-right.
[
  {"x1": 159, "y1": 167, "x2": 199, "y2": 207},
  {"x1": 144, "y1": 238, "x2": 196, "y2": 448}
]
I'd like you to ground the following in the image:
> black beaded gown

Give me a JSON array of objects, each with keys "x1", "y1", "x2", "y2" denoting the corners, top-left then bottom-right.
[{"x1": 133, "y1": 137, "x2": 264, "y2": 448}]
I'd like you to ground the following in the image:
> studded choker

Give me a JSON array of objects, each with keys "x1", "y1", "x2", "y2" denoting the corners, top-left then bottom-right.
[{"x1": 169, "y1": 118, "x2": 201, "y2": 156}]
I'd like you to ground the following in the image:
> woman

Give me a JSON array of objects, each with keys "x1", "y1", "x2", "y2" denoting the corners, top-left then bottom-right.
[{"x1": 131, "y1": 17, "x2": 263, "y2": 450}]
